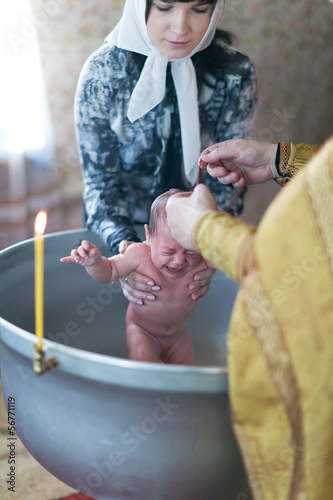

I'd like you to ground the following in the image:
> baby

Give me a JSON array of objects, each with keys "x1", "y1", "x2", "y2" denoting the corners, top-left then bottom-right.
[{"x1": 61, "y1": 190, "x2": 215, "y2": 365}]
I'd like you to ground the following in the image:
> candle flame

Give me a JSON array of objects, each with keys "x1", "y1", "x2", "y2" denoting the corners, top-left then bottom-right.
[{"x1": 34, "y1": 211, "x2": 47, "y2": 236}]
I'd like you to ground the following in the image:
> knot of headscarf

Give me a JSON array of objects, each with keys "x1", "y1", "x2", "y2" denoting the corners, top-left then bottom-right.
[{"x1": 106, "y1": 0, "x2": 218, "y2": 185}]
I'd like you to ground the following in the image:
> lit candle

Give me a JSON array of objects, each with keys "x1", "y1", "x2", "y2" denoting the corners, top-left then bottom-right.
[{"x1": 34, "y1": 211, "x2": 47, "y2": 349}]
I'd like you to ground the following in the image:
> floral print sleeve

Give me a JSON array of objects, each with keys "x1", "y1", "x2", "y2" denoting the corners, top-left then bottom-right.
[
  {"x1": 75, "y1": 47, "x2": 142, "y2": 254},
  {"x1": 200, "y1": 49, "x2": 258, "y2": 215},
  {"x1": 75, "y1": 44, "x2": 257, "y2": 253}
]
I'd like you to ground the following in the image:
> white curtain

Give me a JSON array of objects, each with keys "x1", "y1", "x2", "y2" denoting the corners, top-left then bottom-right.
[{"x1": 0, "y1": 0, "x2": 62, "y2": 250}]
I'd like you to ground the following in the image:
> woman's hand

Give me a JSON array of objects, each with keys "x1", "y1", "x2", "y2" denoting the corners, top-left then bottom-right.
[
  {"x1": 119, "y1": 240, "x2": 161, "y2": 306},
  {"x1": 189, "y1": 266, "x2": 215, "y2": 301}
]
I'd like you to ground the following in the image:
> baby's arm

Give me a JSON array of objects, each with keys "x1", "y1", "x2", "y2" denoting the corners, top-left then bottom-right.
[
  {"x1": 60, "y1": 240, "x2": 114, "y2": 283},
  {"x1": 60, "y1": 240, "x2": 142, "y2": 284}
]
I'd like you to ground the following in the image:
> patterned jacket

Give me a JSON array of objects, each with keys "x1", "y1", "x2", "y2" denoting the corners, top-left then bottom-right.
[{"x1": 75, "y1": 43, "x2": 257, "y2": 254}]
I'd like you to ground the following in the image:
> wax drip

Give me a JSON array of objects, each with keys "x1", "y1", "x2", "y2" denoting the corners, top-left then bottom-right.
[{"x1": 195, "y1": 163, "x2": 245, "y2": 213}]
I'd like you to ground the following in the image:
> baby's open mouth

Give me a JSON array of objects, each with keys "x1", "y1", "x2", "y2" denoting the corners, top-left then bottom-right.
[{"x1": 166, "y1": 266, "x2": 185, "y2": 275}]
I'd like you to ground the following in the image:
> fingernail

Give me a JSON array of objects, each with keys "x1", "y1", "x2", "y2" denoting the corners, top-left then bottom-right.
[
  {"x1": 189, "y1": 284, "x2": 197, "y2": 291},
  {"x1": 146, "y1": 295, "x2": 155, "y2": 301},
  {"x1": 147, "y1": 281, "x2": 154, "y2": 286},
  {"x1": 152, "y1": 286, "x2": 160, "y2": 291},
  {"x1": 192, "y1": 293, "x2": 198, "y2": 300},
  {"x1": 137, "y1": 299, "x2": 143, "y2": 305},
  {"x1": 194, "y1": 275, "x2": 201, "y2": 281}
]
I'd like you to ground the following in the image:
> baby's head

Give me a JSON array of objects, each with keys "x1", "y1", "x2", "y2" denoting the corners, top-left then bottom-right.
[
  {"x1": 146, "y1": 190, "x2": 201, "y2": 279},
  {"x1": 148, "y1": 189, "x2": 184, "y2": 238}
]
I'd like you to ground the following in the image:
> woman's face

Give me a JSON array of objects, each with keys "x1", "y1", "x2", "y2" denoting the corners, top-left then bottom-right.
[{"x1": 146, "y1": 0, "x2": 215, "y2": 59}]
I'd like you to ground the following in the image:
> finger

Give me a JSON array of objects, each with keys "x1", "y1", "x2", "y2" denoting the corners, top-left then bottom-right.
[
  {"x1": 215, "y1": 172, "x2": 241, "y2": 185},
  {"x1": 70, "y1": 249, "x2": 81, "y2": 260},
  {"x1": 119, "y1": 240, "x2": 133, "y2": 254},
  {"x1": 121, "y1": 277, "x2": 160, "y2": 295},
  {"x1": 189, "y1": 276, "x2": 210, "y2": 293},
  {"x1": 60, "y1": 256, "x2": 74, "y2": 263},
  {"x1": 206, "y1": 165, "x2": 227, "y2": 178},
  {"x1": 231, "y1": 178, "x2": 246, "y2": 188},
  {"x1": 126, "y1": 271, "x2": 161, "y2": 290},
  {"x1": 191, "y1": 282, "x2": 211, "y2": 301},
  {"x1": 224, "y1": 172, "x2": 242, "y2": 183},
  {"x1": 193, "y1": 267, "x2": 215, "y2": 281},
  {"x1": 88, "y1": 247, "x2": 99, "y2": 259},
  {"x1": 192, "y1": 184, "x2": 218, "y2": 211},
  {"x1": 200, "y1": 142, "x2": 223, "y2": 157},
  {"x1": 200, "y1": 151, "x2": 226, "y2": 165},
  {"x1": 81, "y1": 240, "x2": 91, "y2": 250},
  {"x1": 189, "y1": 266, "x2": 215, "y2": 298},
  {"x1": 76, "y1": 246, "x2": 88, "y2": 259},
  {"x1": 120, "y1": 279, "x2": 158, "y2": 305},
  {"x1": 200, "y1": 142, "x2": 235, "y2": 164},
  {"x1": 121, "y1": 284, "x2": 144, "y2": 306},
  {"x1": 198, "y1": 158, "x2": 208, "y2": 170}
]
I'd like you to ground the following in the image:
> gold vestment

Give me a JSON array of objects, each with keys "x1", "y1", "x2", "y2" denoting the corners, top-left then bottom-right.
[{"x1": 195, "y1": 137, "x2": 333, "y2": 499}]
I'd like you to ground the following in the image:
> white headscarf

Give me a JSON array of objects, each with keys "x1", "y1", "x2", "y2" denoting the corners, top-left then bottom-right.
[{"x1": 106, "y1": 0, "x2": 218, "y2": 185}]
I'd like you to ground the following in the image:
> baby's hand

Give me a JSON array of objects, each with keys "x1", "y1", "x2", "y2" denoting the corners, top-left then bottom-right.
[{"x1": 60, "y1": 240, "x2": 101, "y2": 268}]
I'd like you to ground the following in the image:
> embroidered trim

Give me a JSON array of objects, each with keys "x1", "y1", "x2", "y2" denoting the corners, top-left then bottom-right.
[
  {"x1": 245, "y1": 272, "x2": 306, "y2": 498},
  {"x1": 279, "y1": 140, "x2": 292, "y2": 176},
  {"x1": 275, "y1": 142, "x2": 320, "y2": 187},
  {"x1": 306, "y1": 141, "x2": 333, "y2": 277}
]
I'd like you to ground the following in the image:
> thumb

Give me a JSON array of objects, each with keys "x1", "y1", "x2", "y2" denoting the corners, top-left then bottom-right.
[
  {"x1": 192, "y1": 184, "x2": 218, "y2": 212},
  {"x1": 200, "y1": 145, "x2": 229, "y2": 163}
]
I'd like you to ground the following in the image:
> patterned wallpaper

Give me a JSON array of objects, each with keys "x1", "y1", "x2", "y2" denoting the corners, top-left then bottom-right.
[
  {"x1": 30, "y1": 0, "x2": 124, "y2": 187},
  {"x1": 31, "y1": 0, "x2": 333, "y2": 222},
  {"x1": 221, "y1": 0, "x2": 333, "y2": 145}
]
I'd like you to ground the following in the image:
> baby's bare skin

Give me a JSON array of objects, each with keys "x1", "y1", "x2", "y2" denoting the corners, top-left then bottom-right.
[
  {"x1": 127, "y1": 244, "x2": 207, "y2": 335},
  {"x1": 61, "y1": 219, "x2": 214, "y2": 364}
]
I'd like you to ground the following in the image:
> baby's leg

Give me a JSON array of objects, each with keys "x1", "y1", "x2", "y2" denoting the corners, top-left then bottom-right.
[
  {"x1": 161, "y1": 326, "x2": 196, "y2": 366},
  {"x1": 126, "y1": 319, "x2": 162, "y2": 363}
]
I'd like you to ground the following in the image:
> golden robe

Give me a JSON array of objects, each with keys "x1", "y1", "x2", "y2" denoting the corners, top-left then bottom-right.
[
  {"x1": 275, "y1": 141, "x2": 320, "y2": 186},
  {"x1": 195, "y1": 137, "x2": 333, "y2": 500}
]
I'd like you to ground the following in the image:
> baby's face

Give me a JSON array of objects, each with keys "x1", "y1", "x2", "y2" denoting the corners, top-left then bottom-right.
[{"x1": 149, "y1": 218, "x2": 201, "y2": 279}]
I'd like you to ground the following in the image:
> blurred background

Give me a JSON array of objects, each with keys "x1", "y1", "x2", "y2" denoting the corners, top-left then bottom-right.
[{"x1": 1, "y1": 0, "x2": 333, "y2": 250}]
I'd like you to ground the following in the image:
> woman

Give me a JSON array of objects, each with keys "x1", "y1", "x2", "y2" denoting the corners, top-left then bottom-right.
[{"x1": 75, "y1": 0, "x2": 257, "y2": 304}]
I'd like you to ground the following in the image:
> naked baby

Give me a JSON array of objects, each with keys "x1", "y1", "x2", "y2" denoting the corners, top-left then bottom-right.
[{"x1": 61, "y1": 190, "x2": 215, "y2": 365}]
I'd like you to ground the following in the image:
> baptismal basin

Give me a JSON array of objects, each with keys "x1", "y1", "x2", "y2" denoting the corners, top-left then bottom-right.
[{"x1": 0, "y1": 229, "x2": 251, "y2": 500}]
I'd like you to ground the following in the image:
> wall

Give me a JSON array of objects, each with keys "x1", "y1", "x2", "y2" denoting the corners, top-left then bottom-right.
[
  {"x1": 30, "y1": 0, "x2": 124, "y2": 195},
  {"x1": 221, "y1": 0, "x2": 333, "y2": 223},
  {"x1": 31, "y1": 0, "x2": 333, "y2": 225},
  {"x1": 223, "y1": 0, "x2": 333, "y2": 145}
]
